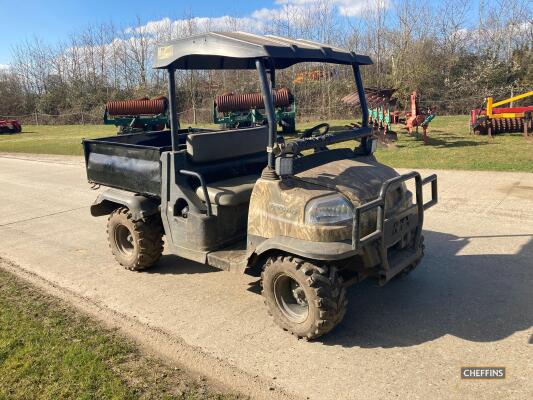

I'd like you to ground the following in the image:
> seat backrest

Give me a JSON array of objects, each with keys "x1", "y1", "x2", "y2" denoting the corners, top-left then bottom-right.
[{"x1": 186, "y1": 126, "x2": 268, "y2": 163}]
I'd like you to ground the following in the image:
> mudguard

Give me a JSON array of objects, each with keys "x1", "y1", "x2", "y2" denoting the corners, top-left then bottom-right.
[
  {"x1": 251, "y1": 235, "x2": 357, "y2": 262},
  {"x1": 90, "y1": 188, "x2": 160, "y2": 220}
]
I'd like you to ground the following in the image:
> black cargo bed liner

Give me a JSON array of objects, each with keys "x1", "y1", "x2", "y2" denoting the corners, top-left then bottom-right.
[{"x1": 83, "y1": 129, "x2": 203, "y2": 197}]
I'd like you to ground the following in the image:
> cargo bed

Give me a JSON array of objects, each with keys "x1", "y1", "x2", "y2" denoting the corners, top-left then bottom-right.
[{"x1": 82, "y1": 129, "x2": 210, "y2": 197}]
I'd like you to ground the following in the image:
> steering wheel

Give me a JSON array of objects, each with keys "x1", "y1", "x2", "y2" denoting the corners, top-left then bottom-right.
[{"x1": 299, "y1": 123, "x2": 330, "y2": 138}]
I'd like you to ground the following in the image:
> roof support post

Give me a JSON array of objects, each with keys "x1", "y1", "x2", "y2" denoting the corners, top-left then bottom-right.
[
  {"x1": 270, "y1": 68, "x2": 276, "y2": 91},
  {"x1": 352, "y1": 64, "x2": 368, "y2": 127},
  {"x1": 256, "y1": 59, "x2": 278, "y2": 179},
  {"x1": 167, "y1": 66, "x2": 180, "y2": 152}
]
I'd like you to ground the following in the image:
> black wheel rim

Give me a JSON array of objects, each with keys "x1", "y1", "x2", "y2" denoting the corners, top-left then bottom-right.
[
  {"x1": 114, "y1": 224, "x2": 135, "y2": 256},
  {"x1": 273, "y1": 274, "x2": 309, "y2": 323}
]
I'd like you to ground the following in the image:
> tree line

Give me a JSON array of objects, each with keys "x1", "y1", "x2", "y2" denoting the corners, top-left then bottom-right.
[{"x1": 0, "y1": 0, "x2": 531, "y2": 124}]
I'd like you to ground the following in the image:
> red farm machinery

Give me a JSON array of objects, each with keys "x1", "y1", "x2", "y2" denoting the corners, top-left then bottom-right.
[
  {"x1": 0, "y1": 119, "x2": 22, "y2": 134},
  {"x1": 471, "y1": 90, "x2": 533, "y2": 138},
  {"x1": 404, "y1": 91, "x2": 436, "y2": 145}
]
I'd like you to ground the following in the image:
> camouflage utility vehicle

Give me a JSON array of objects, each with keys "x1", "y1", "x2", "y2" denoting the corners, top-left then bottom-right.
[{"x1": 83, "y1": 32, "x2": 437, "y2": 339}]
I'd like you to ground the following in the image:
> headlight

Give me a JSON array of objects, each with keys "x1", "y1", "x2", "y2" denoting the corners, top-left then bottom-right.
[{"x1": 305, "y1": 194, "x2": 353, "y2": 225}]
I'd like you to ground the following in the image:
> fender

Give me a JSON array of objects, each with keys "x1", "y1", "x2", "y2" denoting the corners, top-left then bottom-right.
[
  {"x1": 91, "y1": 188, "x2": 160, "y2": 220},
  {"x1": 249, "y1": 235, "x2": 358, "y2": 263}
]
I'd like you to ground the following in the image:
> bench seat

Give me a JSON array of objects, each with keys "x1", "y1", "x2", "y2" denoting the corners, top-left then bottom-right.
[{"x1": 195, "y1": 175, "x2": 259, "y2": 206}]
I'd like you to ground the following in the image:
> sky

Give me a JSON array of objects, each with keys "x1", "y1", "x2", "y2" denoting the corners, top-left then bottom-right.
[
  {"x1": 2, "y1": 0, "x2": 523, "y2": 66},
  {"x1": 0, "y1": 0, "x2": 278, "y2": 64}
]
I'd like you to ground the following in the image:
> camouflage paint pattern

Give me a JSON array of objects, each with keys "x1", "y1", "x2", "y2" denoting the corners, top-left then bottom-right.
[
  {"x1": 296, "y1": 156, "x2": 408, "y2": 213},
  {"x1": 248, "y1": 156, "x2": 408, "y2": 242}
]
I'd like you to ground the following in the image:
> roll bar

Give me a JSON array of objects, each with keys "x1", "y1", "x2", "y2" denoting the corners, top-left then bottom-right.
[
  {"x1": 353, "y1": 64, "x2": 368, "y2": 127},
  {"x1": 167, "y1": 67, "x2": 180, "y2": 152},
  {"x1": 165, "y1": 59, "x2": 371, "y2": 174},
  {"x1": 256, "y1": 60, "x2": 276, "y2": 172}
]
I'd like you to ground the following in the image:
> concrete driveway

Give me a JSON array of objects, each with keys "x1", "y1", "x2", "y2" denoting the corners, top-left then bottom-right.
[{"x1": 0, "y1": 153, "x2": 531, "y2": 400}]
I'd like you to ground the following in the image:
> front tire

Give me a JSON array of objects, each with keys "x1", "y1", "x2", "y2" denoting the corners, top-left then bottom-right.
[
  {"x1": 261, "y1": 255, "x2": 347, "y2": 339},
  {"x1": 107, "y1": 207, "x2": 164, "y2": 271}
]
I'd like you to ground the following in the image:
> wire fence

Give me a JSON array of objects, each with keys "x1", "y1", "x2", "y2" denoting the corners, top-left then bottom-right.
[
  {"x1": 0, "y1": 111, "x2": 103, "y2": 125},
  {"x1": 0, "y1": 107, "x2": 347, "y2": 126},
  {"x1": 1, "y1": 91, "x2": 527, "y2": 126}
]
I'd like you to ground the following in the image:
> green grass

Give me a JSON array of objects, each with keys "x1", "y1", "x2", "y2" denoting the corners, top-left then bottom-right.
[
  {"x1": 298, "y1": 116, "x2": 533, "y2": 172},
  {"x1": 377, "y1": 116, "x2": 533, "y2": 172},
  {"x1": 0, "y1": 116, "x2": 531, "y2": 171},
  {"x1": 0, "y1": 125, "x2": 117, "y2": 156},
  {"x1": 0, "y1": 267, "x2": 242, "y2": 400}
]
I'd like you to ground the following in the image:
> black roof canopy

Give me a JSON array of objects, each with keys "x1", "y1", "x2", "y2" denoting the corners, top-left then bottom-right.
[{"x1": 153, "y1": 31, "x2": 372, "y2": 70}]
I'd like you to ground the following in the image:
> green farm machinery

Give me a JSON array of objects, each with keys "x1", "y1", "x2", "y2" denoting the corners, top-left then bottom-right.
[
  {"x1": 342, "y1": 87, "x2": 398, "y2": 142},
  {"x1": 104, "y1": 96, "x2": 169, "y2": 134},
  {"x1": 213, "y1": 87, "x2": 296, "y2": 133},
  {"x1": 342, "y1": 88, "x2": 437, "y2": 144}
]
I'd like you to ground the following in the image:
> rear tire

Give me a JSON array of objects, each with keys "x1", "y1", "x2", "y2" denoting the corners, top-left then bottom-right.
[
  {"x1": 107, "y1": 207, "x2": 164, "y2": 271},
  {"x1": 261, "y1": 255, "x2": 347, "y2": 339}
]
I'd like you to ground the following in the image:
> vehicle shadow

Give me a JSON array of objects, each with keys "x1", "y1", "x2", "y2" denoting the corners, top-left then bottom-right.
[
  {"x1": 146, "y1": 254, "x2": 220, "y2": 275},
  {"x1": 426, "y1": 137, "x2": 487, "y2": 147},
  {"x1": 394, "y1": 137, "x2": 486, "y2": 148},
  {"x1": 321, "y1": 230, "x2": 533, "y2": 348}
]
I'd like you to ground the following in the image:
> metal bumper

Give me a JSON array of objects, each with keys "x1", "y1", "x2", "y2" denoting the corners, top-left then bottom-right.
[{"x1": 352, "y1": 172, "x2": 438, "y2": 284}]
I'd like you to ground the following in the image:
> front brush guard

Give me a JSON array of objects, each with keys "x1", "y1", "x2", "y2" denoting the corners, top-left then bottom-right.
[{"x1": 352, "y1": 172, "x2": 438, "y2": 284}]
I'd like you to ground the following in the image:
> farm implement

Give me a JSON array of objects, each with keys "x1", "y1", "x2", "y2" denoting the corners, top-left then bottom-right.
[
  {"x1": 0, "y1": 119, "x2": 22, "y2": 134},
  {"x1": 342, "y1": 87, "x2": 398, "y2": 143},
  {"x1": 405, "y1": 91, "x2": 436, "y2": 145},
  {"x1": 213, "y1": 87, "x2": 296, "y2": 133},
  {"x1": 104, "y1": 96, "x2": 169, "y2": 134},
  {"x1": 471, "y1": 90, "x2": 533, "y2": 138},
  {"x1": 342, "y1": 89, "x2": 434, "y2": 144}
]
